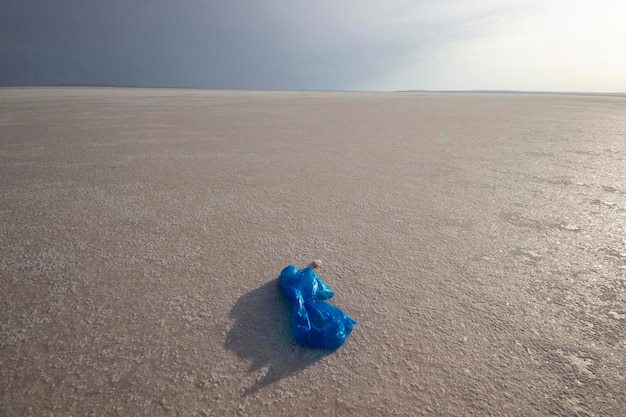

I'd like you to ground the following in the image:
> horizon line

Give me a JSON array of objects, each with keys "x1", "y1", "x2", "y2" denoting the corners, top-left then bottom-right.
[{"x1": 1, "y1": 84, "x2": 624, "y2": 97}]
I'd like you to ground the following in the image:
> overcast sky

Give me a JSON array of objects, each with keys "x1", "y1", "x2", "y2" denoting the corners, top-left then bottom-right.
[{"x1": 1, "y1": 0, "x2": 624, "y2": 91}]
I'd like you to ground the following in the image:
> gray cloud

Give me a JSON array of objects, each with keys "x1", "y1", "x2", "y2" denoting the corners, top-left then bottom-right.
[
  {"x1": 1, "y1": 0, "x2": 500, "y2": 89},
  {"x1": 2, "y1": 0, "x2": 621, "y2": 91}
]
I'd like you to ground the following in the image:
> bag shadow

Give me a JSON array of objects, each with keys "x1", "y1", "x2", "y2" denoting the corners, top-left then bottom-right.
[{"x1": 224, "y1": 279, "x2": 330, "y2": 394}]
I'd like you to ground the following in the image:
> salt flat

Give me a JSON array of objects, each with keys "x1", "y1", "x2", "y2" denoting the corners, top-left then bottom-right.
[{"x1": 1, "y1": 87, "x2": 624, "y2": 416}]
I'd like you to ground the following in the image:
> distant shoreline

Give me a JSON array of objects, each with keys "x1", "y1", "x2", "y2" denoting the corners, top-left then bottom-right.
[
  {"x1": 0, "y1": 84, "x2": 624, "y2": 98},
  {"x1": 399, "y1": 89, "x2": 626, "y2": 98}
]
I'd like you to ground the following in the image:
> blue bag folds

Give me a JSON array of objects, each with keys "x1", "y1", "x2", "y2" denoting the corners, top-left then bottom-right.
[{"x1": 278, "y1": 264, "x2": 357, "y2": 349}]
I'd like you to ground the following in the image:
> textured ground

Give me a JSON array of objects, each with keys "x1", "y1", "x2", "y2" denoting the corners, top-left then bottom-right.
[{"x1": 1, "y1": 88, "x2": 625, "y2": 416}]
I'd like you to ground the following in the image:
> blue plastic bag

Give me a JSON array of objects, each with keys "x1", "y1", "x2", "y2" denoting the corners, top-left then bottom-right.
[{"x1": 279, "y1": 264, "x2": 357, "y2": 349}]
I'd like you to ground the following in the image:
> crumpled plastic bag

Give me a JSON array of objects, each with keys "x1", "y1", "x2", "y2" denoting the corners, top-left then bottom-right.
[{"x1": 279, "y1": 264, "x2": 357, "y2": 349}]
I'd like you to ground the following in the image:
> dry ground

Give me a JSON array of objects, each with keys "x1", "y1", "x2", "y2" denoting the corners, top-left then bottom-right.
[{"x1": 1, "y1": 88, "x2": 625, "y2": 416}]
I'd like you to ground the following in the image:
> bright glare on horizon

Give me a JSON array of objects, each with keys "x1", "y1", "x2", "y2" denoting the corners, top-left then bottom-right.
[{"x1": 1, "y1": 0, "x2": 624, "y2": 92}]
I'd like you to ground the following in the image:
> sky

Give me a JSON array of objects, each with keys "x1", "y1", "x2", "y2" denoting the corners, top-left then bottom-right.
[{"x1": 1, "y1": 0, "x2": 624, "y2": 92}]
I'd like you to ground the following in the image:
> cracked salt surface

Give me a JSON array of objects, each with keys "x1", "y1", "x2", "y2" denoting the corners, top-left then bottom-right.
[{"x1": 1, "y1": 88, "x2": 625, "y2": 416}]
